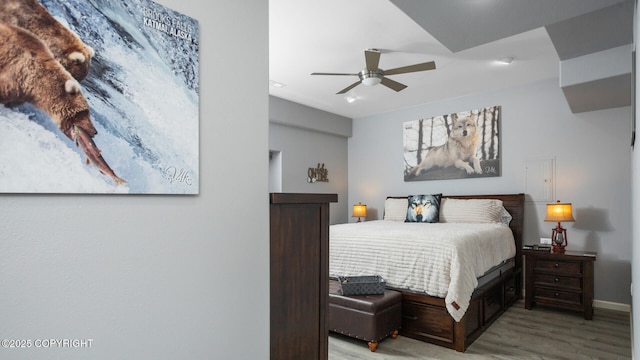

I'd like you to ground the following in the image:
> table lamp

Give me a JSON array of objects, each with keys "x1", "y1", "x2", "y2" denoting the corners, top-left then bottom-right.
[
  {"x1": 352, "y1": 203, "x2": 367, "y2": 222},
  {"x1": 544, "y1": 200, "x2": 575, "y2": 253}
]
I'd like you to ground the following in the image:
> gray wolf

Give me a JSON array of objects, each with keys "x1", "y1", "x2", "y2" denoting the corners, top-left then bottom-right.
[
  {"x1": 410, "y1": 115, "x2": 483, "y2": 176},
  {"x1": 406, "y1": 194, "x2": 440, "y2": 223}
]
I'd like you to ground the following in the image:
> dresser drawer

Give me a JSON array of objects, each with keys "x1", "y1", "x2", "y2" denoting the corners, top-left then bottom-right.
[
  {"x1": 534, "y1": 287, "x2": 582, "y2": 306},
  {"x1": 535, "y1": 260, "x2": 581, "y2": 274},
  {"x1": 534, "y1": 273, "x2": 581, "y2": 290}
]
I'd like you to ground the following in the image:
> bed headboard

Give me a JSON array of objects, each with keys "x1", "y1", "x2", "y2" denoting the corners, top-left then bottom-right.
[{"x1": 388, "y1": 193, "x2": 525, "y2": 271}]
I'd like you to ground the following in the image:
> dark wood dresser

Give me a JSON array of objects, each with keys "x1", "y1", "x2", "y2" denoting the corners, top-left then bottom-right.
[
  {"x1": 270, "y1": 193, "x2": 337, "y2": 360},
  {"x1": 524, "y1": 249, "x2": 596, "y2": 319}
]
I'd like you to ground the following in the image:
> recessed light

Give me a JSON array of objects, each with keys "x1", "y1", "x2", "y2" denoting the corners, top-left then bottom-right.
[
  {"x1": 269, "y1": 80, "x2": 286, "y2": 88},
  {"x1": 344, "y1": 95, "x2": 356, "y2": 103},
  {"x1": 498, "y1": 57, "x2": 514, "y2": 65}
]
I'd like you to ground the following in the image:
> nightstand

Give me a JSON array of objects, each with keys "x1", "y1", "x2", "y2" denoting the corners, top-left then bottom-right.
[{"x1": 524, "y1": 249, "x2": 596, "y2": 320}]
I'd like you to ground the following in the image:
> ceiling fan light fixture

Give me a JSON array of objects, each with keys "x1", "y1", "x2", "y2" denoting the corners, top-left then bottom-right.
[
  {"x1": 359, "y1": 70, "x2": 383, "y2": 86},
  {"x1": 312, "y1": 50, "x2": 435, "y2": 94},
  {"x1": 361, "y1": 77, "x2": 382, "y2": 86}
]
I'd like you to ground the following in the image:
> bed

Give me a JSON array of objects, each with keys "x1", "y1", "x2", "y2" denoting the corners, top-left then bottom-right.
[{"x1": 329, "y1": 193, "x2": 525, "y2": 352}]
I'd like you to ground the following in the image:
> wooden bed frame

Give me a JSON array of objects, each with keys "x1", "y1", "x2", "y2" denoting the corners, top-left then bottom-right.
[{"x1": 394, "y1": 193, "x2": 525, "y2": 352}]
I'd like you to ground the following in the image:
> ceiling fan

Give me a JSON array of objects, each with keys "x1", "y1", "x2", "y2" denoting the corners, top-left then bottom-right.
[{"x1": 311, "y1": 49, "x2": 436, "y2": 94}]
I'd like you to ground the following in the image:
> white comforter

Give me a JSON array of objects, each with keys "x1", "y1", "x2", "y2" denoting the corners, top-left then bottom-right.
[{"x1": 329, "y1": 220, "x2": 515, "y2": 322}]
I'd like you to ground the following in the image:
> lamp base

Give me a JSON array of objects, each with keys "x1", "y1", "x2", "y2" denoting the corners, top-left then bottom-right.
[
  {"x1": 551, "y1": 222, "x2": 568, "y2": 253},
  {"x1": 552, "y1": 244, "x2": 566, "y2": 253}
]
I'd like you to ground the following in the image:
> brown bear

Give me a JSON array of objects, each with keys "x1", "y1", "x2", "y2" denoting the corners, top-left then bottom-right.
[
  {"x1": 0, "y1": 22, "x2": 97, "y2": 139},
  {"x1": 0, "y1": 0, "x2": 95, "y2": 81}
]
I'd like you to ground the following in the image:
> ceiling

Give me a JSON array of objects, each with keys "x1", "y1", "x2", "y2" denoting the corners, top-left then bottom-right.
[{"x1": 269, "y1": 0, "x2": 633, "y2": 119}]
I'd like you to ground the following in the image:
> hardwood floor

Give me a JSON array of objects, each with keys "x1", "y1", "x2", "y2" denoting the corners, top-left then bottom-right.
[{"x1": 329, "y1": 300, "x2": 631, "y2": 359}]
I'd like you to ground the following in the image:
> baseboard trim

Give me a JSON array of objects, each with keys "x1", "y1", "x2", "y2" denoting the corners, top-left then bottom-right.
[{"x1": 594, "y1": 299, "x2": 631, "y2": 312}]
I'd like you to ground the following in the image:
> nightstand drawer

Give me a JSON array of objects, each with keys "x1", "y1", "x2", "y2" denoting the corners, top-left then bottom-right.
[
  {"x1": 535, "y1": 260, "x2": 581, "y2": 274},
  {"x1": 534, "y1": 273, "x2": 581, "y2": 290},
  {"x1": 534, "y1": 288, "x2": 582, "y2": 305}
]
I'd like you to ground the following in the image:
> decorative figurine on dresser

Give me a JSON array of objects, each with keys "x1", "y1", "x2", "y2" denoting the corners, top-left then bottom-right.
[{"x1": 524, "y1": 200, "x2": 596, "y2": 319}]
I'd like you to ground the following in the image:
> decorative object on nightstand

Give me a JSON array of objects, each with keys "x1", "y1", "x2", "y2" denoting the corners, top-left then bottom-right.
[
  {"x1": 352, "y1": 202, "x2": 367, "y2": 222},
  {"x1": 544, "y1": 200, "x2": 575, "y2": 253},
  {"x1": 522, "y1": 244, "x2": 551, "y2": 252}
]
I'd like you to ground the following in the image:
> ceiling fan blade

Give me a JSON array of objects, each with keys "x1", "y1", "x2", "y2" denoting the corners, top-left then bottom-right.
[
  {"x1": 381, "y1": 77, "x2": 407, "y2": 92},
  {"x1": 365, "y1": 49, "x2": 381, "y2": 72},
  {"x1": 337, "y1": 80, "x2": 362, "y2": 94},
  {"x1": 384, "y1": 61, "x2": 436, "y2": 76},
  {"x1": 311, "y1": 72, "x2": 359, "y2": 76}
]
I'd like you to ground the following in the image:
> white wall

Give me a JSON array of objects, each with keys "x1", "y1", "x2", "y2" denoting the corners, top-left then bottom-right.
[
  {"x1": 349, "y1": 78, "x2": 632, "y2": 305},
  {"x1": 0, "y1": 1, "x2": 269, "y2": 359},
  {"x1": 269, "y1": 96, "x2": 351, "y2": 224}
]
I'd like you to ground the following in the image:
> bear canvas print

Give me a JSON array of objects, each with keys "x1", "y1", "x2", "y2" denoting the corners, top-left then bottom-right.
[{"x1": 0, "y1": 0, "x2": 199, "y2": 194}]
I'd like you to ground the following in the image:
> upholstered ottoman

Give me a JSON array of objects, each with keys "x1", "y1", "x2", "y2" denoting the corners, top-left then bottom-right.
[{"x1": 328, "y1": 279, "x2": 402, "y2": 352}]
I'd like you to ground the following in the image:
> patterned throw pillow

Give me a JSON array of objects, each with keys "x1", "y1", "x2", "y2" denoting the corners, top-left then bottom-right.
[{"x1": 405, "y1": 194, "x2": 442, "y2": 223}]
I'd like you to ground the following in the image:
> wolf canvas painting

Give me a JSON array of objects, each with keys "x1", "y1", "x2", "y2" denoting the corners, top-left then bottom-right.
[{"x1": 404, "y1": 106, "x2": 501, "y2": 182}]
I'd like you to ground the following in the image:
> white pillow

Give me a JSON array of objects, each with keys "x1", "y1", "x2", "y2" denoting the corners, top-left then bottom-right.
[
  {"x1": 439, "y1": 198, "x2": 504, "y2": 224},
  {"x1": 383, "y1": 197, "x2": 408, "y2": 221}
]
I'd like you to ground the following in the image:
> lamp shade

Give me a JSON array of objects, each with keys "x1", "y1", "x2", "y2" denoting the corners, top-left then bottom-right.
[
  {"x1": 352, "y1": 203, "x2": 367, "y2": 218},
  {"x1": 544, "y1": 201, "x2": 575, "y2": 222}
]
